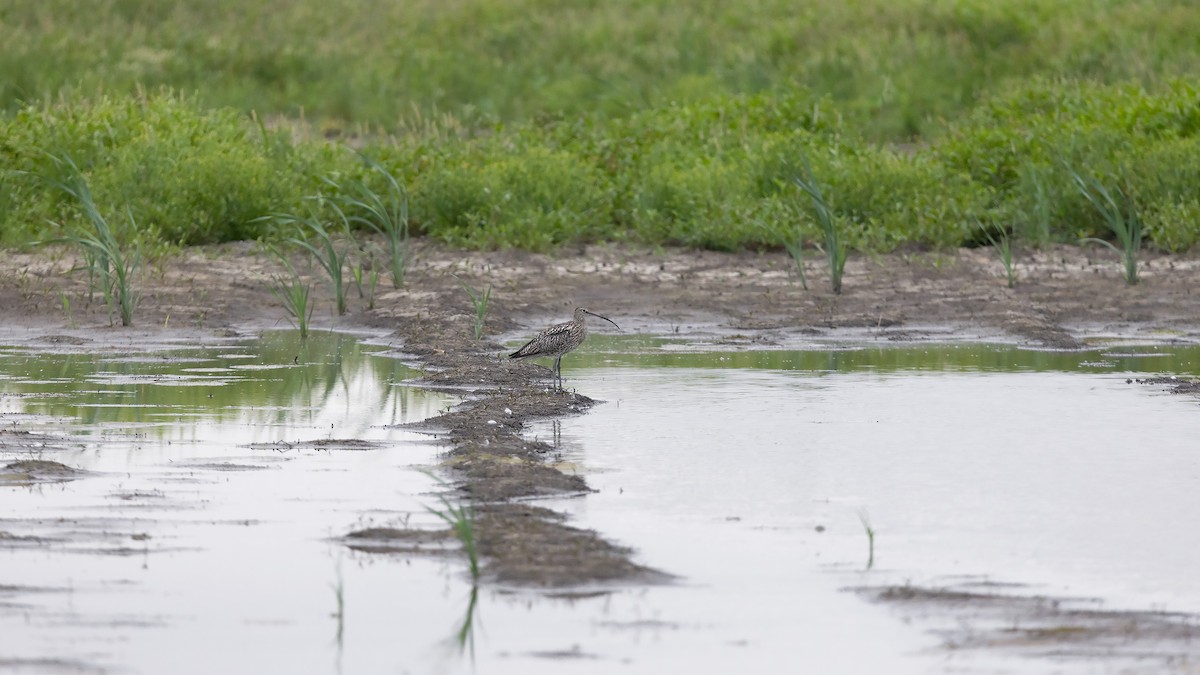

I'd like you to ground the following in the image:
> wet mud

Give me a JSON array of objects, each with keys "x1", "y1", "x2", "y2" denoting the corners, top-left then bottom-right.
[
  {"x1": 857, "y1": 584, "x2": 1200, "y2": 668},
  {"x1": 0, "y1": 459, "x2": 84, "y2": 486},
  {"x1": 350, "y1": 314, "x2": 668, "y2": 586}
]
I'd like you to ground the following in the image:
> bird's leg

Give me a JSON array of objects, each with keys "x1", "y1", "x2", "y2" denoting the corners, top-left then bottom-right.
[{"x1": 553, "y1": 355, "x2": 563, "y2": 391}]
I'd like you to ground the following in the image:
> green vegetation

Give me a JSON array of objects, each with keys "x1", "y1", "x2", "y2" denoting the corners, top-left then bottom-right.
[
  {"x1": 427, "y1": 493, "x2": 481, "y2": 581},
  {"x1": 1, "y1": 0, "x2": 1199, "y2": 264},
  {"x1": 325, "y1": 155, "x2": 412, "y2": 289},
  {"x1": 792, "y1": 158, "x2": 847, "y2": 294},
  {"x1": 34, "y1": 154, "x2": 141, "y2": 326},
  {"x1": 265, "y1": 205, "x2": 354, "y2": 316},
  {"x1": 858, "y1": 509, "x2": 876, "y2": 571},
  {"x1": 982, "y1": 224, "x2": 1017, "y2": 289},
  {"x1": 266, "y1": 245, "x2": 315, "y2": 338},
  {"x1": 455, "y1": 276, "x2": 493, "y2": 340},
  {"x1": 1069, "y1": 167, "x2": 1143, "y2": 285}
]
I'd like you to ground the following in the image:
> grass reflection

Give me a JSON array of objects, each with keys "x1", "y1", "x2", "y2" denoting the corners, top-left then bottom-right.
[
  {"x1": 0, "y1": 331, "x2": 441, "y2": 438},
  {"x1": 569, "y1": 337, "x2": 1200, "y2": 376}
]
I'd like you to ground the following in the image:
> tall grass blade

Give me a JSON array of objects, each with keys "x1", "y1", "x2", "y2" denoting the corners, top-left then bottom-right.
[
  {"x1": 784, "y1": 229, "x2": 809, "y2": 291},
  {"x1": 261, "y1": 203, "x2": 352, "y2": 315},
  {"x1": 326, "y1": 154, "x2": 412, "y2": 288},
  {"x1": 33, "y1": 153, "x2": 141, "y2": 326},
  {"x1": 857, "y1": 509, "x2": 876, "y2": 571},
  {"x1": 1068, "y1": 166, "x2": 1141, "y2": 285},
  {"x1": 981, "y1": 221, "x2": 1016, "y2": 288},
  {"x1": 454, "y1": 275, "x2": 492, "y2": 340},
  {"x1": 427, "y1": 494, "x2": 480, "y2": 580},
  {"x1": 265, "y1": 244, "x2": 315, "y2": 338},
  {"x1": 793, "y1": 156, "x2": 847, "y2": 294}
]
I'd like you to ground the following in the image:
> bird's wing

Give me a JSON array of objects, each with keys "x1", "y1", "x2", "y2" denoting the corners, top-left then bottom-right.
[
  {"x1": 536, "y1": 321, "x2": 574, "y2": 339},
  {"x1": 509, "y1": 321, "x2": 573, "y2": 358}
]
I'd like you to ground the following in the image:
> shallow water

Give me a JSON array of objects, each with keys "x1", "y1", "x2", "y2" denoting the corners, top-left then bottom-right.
[
  {"x1": 533, "y1": 341, "x2": 1200, "y2": 672},
  {"x1": 1, "y1": 333, "x2": 1199, "y2": 674}
]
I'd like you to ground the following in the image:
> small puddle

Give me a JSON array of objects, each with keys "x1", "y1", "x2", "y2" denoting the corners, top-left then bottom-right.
[{"x1": 3, "y1": 332, "x2": 1199, "y2": 674}]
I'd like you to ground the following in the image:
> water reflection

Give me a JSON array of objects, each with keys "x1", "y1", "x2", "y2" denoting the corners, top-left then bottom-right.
[
  {"x1": 0, "y1": 331, "x2": 444, "y2": 442},
  {"x1": 571, "y1": 336, "x2": 1200, "y2": 375},
  {"x1": 453, "y1": 585, "x2": 481, "y2": 661}
]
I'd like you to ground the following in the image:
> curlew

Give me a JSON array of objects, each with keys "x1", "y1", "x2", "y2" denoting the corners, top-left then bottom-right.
[{"x1": 510, "y1": 307, "x2": 619, "y2": 389}]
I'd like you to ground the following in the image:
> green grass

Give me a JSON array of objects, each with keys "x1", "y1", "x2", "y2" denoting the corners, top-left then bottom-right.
[
  {"x1": 783, "y1": 228, "x2": 809, "y2": 291},
  {"x1": 6, "y1": 0, "x2": 1200, "y2": 143},
  {"x1": 982, "y1": 223, "x2": 1017, "y2": 288},
  {"x1": 33, "y1": 153, "x2": 141, "y2": 326},
  {"x1": 858, "y1": 509, "x2": 876, "y2": 571},
  {"x1": 263, "y1": 205, "x2": 354, "y2": 316},
  {"x1": 1068, "y1": 167, "x2": 1142, "y2": 285},
  {"x1": 427, "y1": 493, "x2": 480, "y2": 581},
  {"x1": 793, "y1": 157, "x2": 847, "y2": 294},
  {"x1": 325, "y1": 154, "x2": 412, "y2": 289},
  {"x1": 1, "y1": 2, "x2": 1200, "y2": 258},
  {"x1": 455, "y1": 276, "x2": 493, "y2": 341},
  {"x1": 265, "y1": 245, "x2": 315, "y2": 338}
]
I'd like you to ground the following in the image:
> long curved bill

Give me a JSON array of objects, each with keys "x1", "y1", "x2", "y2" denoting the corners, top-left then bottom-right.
[{"x1": 583, "y1": 309, "x2": 620, "y2": 330}]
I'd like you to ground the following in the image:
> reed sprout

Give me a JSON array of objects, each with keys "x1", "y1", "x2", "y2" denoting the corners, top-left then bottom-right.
[
  {"x1": 455, "y1": 276, "x2": 493, "y2": 340},
  {"x1": 35, "y1": 153, "x2": 141, "y2": 326},
  {"x1": 263, "y1": 203, "x2": 353, "y2": 315},
  {"x1": 326, "y1": 155, "x2": 412, "y2": 289},
  {"x1": 1068, "y1": 166, "x2": 1142, "y2": 285},
  {"x1": 427, "y1": 494, "x2": 480, "y2": 580},
  {"x1": 784, "y1": 228, "x2": 810, "y2": 291},
  {"x1": 265, "y1": 244, "x2": 315, "y2": 338},
  {"x1": 982, "y1": 223, "x2": 1017, "y2": 288},
  {"x1": 793, "y1": 156, "x2": 847, "y2": 294},
  {"x1": 858, "y1": 509, "x2": 876, "y2": 571}
]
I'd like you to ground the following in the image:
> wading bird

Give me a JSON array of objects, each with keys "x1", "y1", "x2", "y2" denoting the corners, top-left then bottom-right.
[{"x1": 510, "y1": 307, "x2": 619, "y2": 390}]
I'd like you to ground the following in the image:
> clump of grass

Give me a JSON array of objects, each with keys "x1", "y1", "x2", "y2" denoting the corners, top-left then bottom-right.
[
  {"x1": 350, "y1": 256, "x2": 380, "y2": 310},
  {"x1": 263, "y1": 203, "x2": 353, "y2": 315},
  {"x1": 793, "y1": 156, "x2": 847, "y2": 294},
  {"x1": 427, "y1": 494, "x2": 480, "y2": 581},
  {"x1": 858, "y1": 509, "x2": 876, "y2": 571},
  {"x1": 1068, "y1": 166, "x2": 1142, "y2": 285},
  {"x1": 265, "y1": 245, "x2": 315, "y2": 338},
  {"x1": 454, "y1": 276, "x2": 492, "y2": 340},
  {"x1": 35, "y1": 153, "x2": 141, "y2": 326},
  {"x1": 981, "y1": 222, "x2": 1016, "y2": 288},
  {"x1": 327, "y1": 154, "x2": 412, "y2": 288}
]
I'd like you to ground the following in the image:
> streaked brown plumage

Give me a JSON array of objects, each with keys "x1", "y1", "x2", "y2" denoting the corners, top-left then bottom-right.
[{"x1": 510, "y1": 307, "x2": 619, "y2": 389}]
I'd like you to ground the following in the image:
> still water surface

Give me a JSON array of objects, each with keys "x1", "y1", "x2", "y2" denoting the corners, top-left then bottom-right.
[{"x1": 0, "y1": 333, "x2": 1197, "y2": 674}]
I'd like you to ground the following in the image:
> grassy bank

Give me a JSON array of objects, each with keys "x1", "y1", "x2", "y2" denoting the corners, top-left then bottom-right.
[{"x1": 1, "y1": 0, "x2": 1199, "y2": 255}]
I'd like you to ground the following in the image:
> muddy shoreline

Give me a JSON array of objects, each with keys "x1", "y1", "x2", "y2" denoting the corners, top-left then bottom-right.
[{"x1": 3, "y1": 239, "x2": 1200, "y2": 666}]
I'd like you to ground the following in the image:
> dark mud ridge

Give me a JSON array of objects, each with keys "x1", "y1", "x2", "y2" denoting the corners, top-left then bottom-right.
[
  {"x1": 343, "y1": 314, "x2": 668, "y2": 587},
  {"x1": 857, "y1": 584, "x2": 1200, "y2": 666}
]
